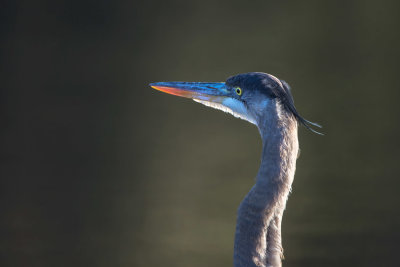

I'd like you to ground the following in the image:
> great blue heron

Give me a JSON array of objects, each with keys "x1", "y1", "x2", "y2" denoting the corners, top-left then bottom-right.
[{"x1": 150, "y1": 72, "x2": 321, "y2": 267}]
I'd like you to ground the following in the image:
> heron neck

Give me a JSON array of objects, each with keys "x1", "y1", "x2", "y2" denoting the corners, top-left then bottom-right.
[{"x1": 234, "y1": 103, "x2": 298, "y2": 267}]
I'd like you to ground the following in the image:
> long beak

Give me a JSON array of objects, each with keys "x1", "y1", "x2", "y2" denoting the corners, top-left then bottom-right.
[{"x1": 149, "y1": 82, "x2": 229, "y2": 102}]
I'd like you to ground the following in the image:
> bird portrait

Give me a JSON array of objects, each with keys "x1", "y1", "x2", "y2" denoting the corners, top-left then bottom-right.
[
  {"x1": 4, "y1": 1, "x2": 397, "y2": 267},
  {"x1": 150, "y1": 72, "x2": 321, "y2": 267}
]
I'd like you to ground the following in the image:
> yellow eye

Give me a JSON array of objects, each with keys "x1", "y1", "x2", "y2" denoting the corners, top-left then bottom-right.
[{"x1": 235, "y1": 87, "x2": 242, "y2": 96}]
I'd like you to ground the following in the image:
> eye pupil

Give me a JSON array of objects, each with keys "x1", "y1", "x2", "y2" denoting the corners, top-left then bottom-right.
[{"x1": 236, "y1": 87, "x2": 242, "y2": 95}]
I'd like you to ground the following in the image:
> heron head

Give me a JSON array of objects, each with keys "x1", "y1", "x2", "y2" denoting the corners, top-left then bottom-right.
[{"x1": 150, "y1": 72, "x2": 321, "y2": 134}]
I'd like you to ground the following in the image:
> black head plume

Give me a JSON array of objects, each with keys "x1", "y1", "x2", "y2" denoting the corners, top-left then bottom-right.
[{"x1": 279, "y1": 80, "x2": 323, "y2": 135}]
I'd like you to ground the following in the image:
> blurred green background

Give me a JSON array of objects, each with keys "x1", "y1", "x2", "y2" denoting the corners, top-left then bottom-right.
[{"x1": 1, "y1": 0, "x2": 400, "y2": 266}]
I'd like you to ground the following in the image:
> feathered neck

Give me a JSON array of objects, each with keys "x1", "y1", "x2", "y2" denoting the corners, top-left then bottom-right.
[{"x1": 233, "y1": 101, "x2": 299, "y2": 267}]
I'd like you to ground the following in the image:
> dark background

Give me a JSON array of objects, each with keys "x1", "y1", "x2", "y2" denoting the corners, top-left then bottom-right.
[{"x1": 1, "y1": 1, "x2": 400, "y2": 266}]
